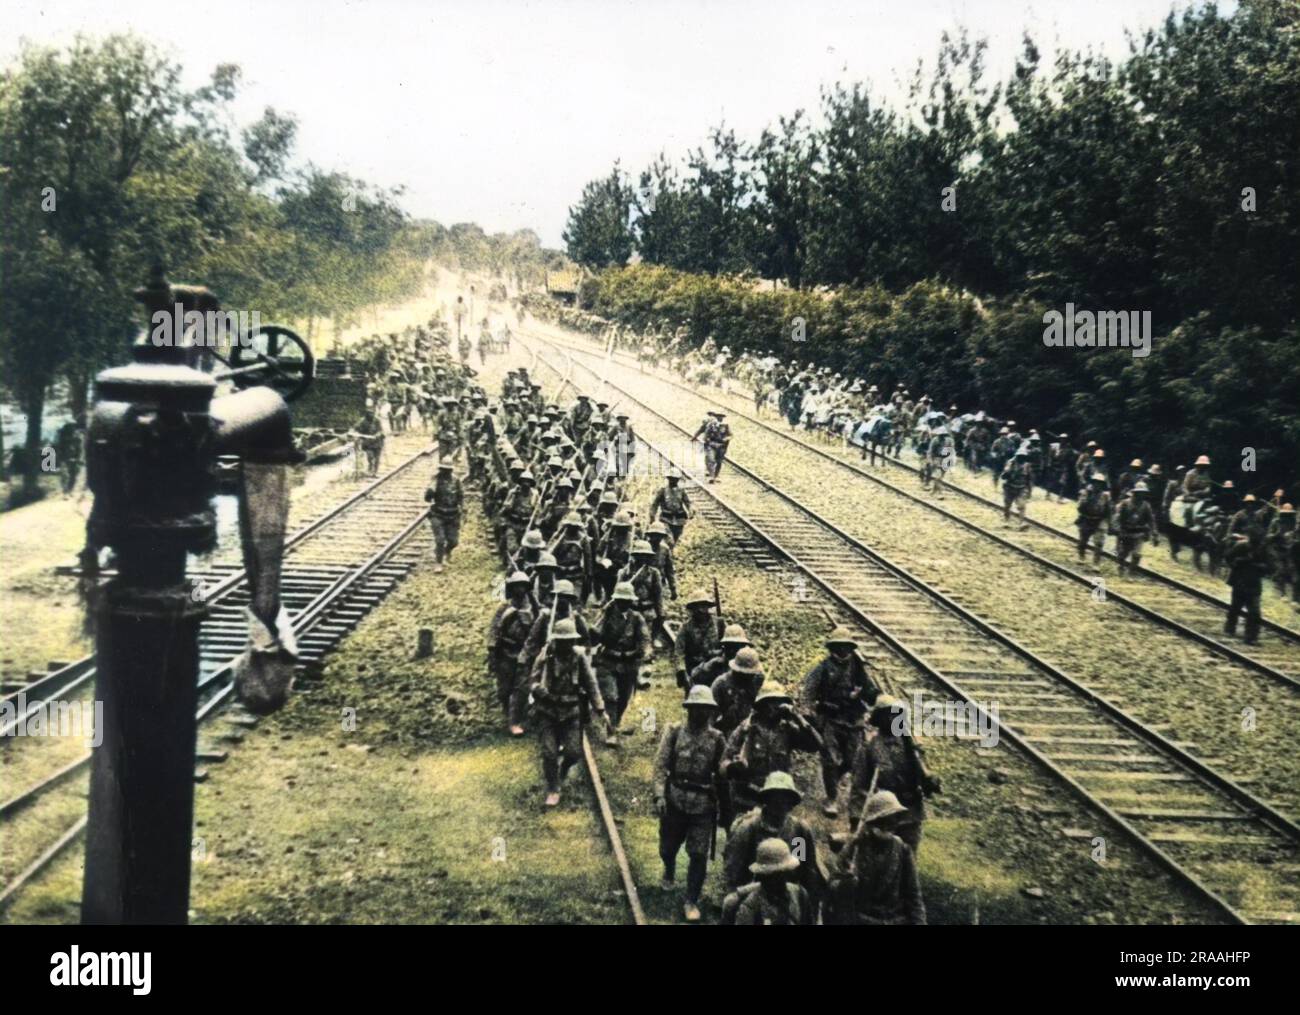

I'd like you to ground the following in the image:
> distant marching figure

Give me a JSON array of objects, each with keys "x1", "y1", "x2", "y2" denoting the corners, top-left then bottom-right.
[
  {"x1": 424, "y1": 458, "x2": 464, "y2": 573},
  {"x1": 649, "y1": 468, "x2": 693, "y2": 542},
  {"x1": 692, "y1": 410, "x2": 732, "y2": 484},
  {"x1": 351, "y1": 403, "x2": 385, "y2": 476}
]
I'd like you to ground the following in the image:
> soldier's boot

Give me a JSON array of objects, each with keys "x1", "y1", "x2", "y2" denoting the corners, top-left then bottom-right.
[{"x1": 684, "y1": 857, "x2": 707, "y2": 920}]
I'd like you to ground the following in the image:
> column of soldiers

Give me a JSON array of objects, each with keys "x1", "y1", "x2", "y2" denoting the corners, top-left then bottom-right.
[{"x1": 471, "y1": 373, "x2": 937, "y2": 925}]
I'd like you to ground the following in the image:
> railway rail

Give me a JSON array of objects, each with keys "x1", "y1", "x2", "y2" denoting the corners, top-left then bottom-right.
[
  {"x1": 541, "y1": 329, "x2": 1300, "y2": 690},
  {"x1": 525, "y1": 331, "x2": 1300, "y2": 926}
]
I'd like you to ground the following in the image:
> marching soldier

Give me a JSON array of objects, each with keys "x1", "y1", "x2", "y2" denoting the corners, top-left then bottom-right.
[
  {"x1": 649, "y1": 468, "x2": 693, "y2": 542},
  {"x1": 500, "y1": 471, "x2": 538, "y2": 567},
  {"x1": 423, "y1": 458, "x2": 464, "y2": 572},
  {"x1": 692, "y1": 411, "x2": 733, "y2": 483},
  {"x1": 723, "y1": 772, "x2": 826, "y2": 907},
  {"x1": 1228, "y1": 493, "x2": 1268, "y2": 544},
  {"x1": 617, "y1": 539, "x2": 666, "y2": 641},
  {"x1": 1183, "y1": 454, "x2": 1213, "y2": 499},
  {"x1": 530, "y1": 617, "x2": 609, "y2": 807},
  {"x1": 825, "y1": 791, "x2": 927, "y2": 926},
  {"x1": 710, "y1": 645, "x2": 765, "y2": 829},
  {"x1": 352, "y1": 403, "x2": 385, "y2": 476},
  {"x1": 720, "y1": 838, "x2": 815, "y2": 926},
  {"x1": 800, "y1": 627, "x2": 881, "y2": 818},
  {"x1": 1115, "y1": 480, "x2": 1156, "y2": 574},
  {"x1": 653, "y1": 685, "x2": 726, "y2": 922},
  {"x1": 688, "y1": 623, "x2": 751, "y2": 688},
  {"x1": 646, "y1": 522, "x2": 678, "y2": 599},
  {"x1": 612, "y1": 411, "x2": 637, "y2": 477},
  {"x1": 1224, "y1": 533, "x2": 1265, "y2": 645},
  {"x1": 436, "y1": 398, "x2": 463, "y2": 462},
  {"x1": 1000, "y1": 448, "x2": 1034, "y2": 528},
  {"x1": 594, "y1": 510, "x2": 634, "y2": 602},
  {"x1": 848, "y1": 696, "x2": 939, "y2": 854},
  {"x1": 674, "y1": 590, "x2": 722, "y2": 689},
  {"x1": 1265, "y1": 503, "x2": 1297, "y2": 600},
  {"x1": 1075, "y1": 472, "x2": 1113, "y2": 566},
  {"x1": 722, "y1": 684, "x2": 822, "y2": 819},
  {"x1": 551, "y1": 512, "x2": 593, "y2": 605},
  {"x1": 488, "y1": 572, "x2": 535, "y2": 732},
  {"x1": 517, "y1": 580, "x2": 591, "y2": 733},
  {"x1": 592, "y1": 581, "x2": 651, "y2": 740},
  {"x1": 55, "y1": 420, "x2": 84, "y2": 496}
]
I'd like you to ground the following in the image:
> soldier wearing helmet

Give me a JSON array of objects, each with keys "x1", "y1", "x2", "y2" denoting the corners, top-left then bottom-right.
[
  {"x1": 1000, "y1": 447, "x2": 1035, "y2": 529},
  {"x1": 688, "y1": 623, "x2": 751, "y2": 689},
  {"x1": 722, "y1": 683, "x2": 822, "y2": 819},
  {"x1": 653, "y1": 685, "x2": 726, "y2": 922},
  {"x1": 1115, "y1": 480, "x2": 1157, "y2": 574},
  {"x1": 826, "y1": 791, "x2": 926, "y2": 926},
  {"x1": 488, "y1": 572, "x2": 536, "y2": 731},
  {"x1": 423, "y1": 458, "x2": 464, "y2": 572},
  {"x1": 1183, "y1": 455, "x2": 1213, "y2": 500},
  {"x1": 801, "y1": 627, "x2": 881, "y2": 818},
  {"x1": 500, "y1": 471, "x2": 539, "y2": 568},
  {"x1": 552, "y1": 512, "x2": 593, "y2": 605},
  {"x1": 674, "y1": 589, "x2": 721, "y2": 689},
  {"x1": 529, "y1": 616, "x2": 609, "y2": 807},
  {"x1": 649, "y1": 467, "x2": 693, "y2": 542},
  {"x1": 594, "y1": 509, "x2": 634, "y2": 603},
  {"x1": 722, "y1": 772, "x2": 826, "y2": 911},
  {"x1": 517, "y1": 580, "x2": 592, "y2": 730},
  {"x1": 848, "y1": 697, "x2": 939, "y2": 853},
  {"x1": 1075, "y1": 472, "x2": 1113, "y2": 566},
  {"x1": 1228, "y1": 493, "x2": 1268, "y2": 544},
  {"x1": 617, "y1": 539, "x2": 665, "y2": 636},
  {"x1": 645, "y1": 521, "x2": 678, "y2": 599},
  {"x1": 592, "y1": 581, "x2": 651, "y2": 740},
  {"x1": 720, "y1": 837, "x2": 815, "y2": 926}
]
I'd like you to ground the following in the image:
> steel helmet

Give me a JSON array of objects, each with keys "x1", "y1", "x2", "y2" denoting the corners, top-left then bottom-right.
[{"x1": 729, "y1": 647, "x2": 763, "y2": 675}]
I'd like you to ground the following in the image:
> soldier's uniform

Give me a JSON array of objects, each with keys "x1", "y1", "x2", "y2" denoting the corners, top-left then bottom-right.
[
  {"x1": 801, "y1": 629, "x2": 881, "y2": 816},
  {"x1": 650, "y1": 473, "x2": 692, "y2": 542},
  {"x1": 692, "y1": 412, "x2": 732, "y2": 482},
  {"x1": 1224, "y1": 535, "x2": 1265, "y2": 644},
  {"x1": 722, "y1": 688, "x2": 822, "y2": 818},
  {"x1": 1115, "y1": 485, "x2": 1156, "y2": 573},
  {"x1": 424, "y1": 462, "x2": 463, "y2": 568},
  {"x1": 673, "y1": 593, "x2": 721, "y2": 688},
  {"x1": 354, "y1": 410, "x2": 385, "y2": 475},
  {"x1": 723, "y1": 778, "x2": 826, "y2": 904},
  {"x1": 552, "y1": 514, "x2": 593, "y2": 605},
  {"x1": 518, "y1": 593, "x2": 591, "y2": 689},
  {"x1": 488, "y1": 577, "x2": 535, "y2": 727},
  {"x1": 616, "y1": 542, "x2": 665, "y2": 635},
  {"x1": 436, "y1": 405, "x2": 463, "y2": 461},
  {"x1": 500, "y1": 476, "x2": 538, "y2": 565},
  {"x1": 530, "y1": 619, "x2": 606, "y2": 803},
  {"x1": 647, "y1": 524, "x2": 678, "y2": 599},
  {"x1": 825, "y1": 792, "x2": 926, "y2": 926},
  {"x1": 593, "y1": 583, "x2": 651, "y2": 729},
  {"x1": 1000, "y1": 453, "x2": 1033, "y2": 526},
  {"x1": 848, "y1": 701, "x2": 934, "y2": 854},
  {"x1": 1265, "y1": 506, "x2": 1297, "y2": 600},
  {"x1": 1075, "y1": 477, "x2": 1113, "y2": 564},
  {"x1": 653, "y1": 686, "x2": 726, "y2": 920}
]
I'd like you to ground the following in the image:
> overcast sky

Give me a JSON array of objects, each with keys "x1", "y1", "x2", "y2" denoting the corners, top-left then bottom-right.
[{"x1": 4, "y1": 0, "x2": 1202, "y2": 246}]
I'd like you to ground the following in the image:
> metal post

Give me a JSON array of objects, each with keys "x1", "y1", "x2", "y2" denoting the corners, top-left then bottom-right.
[{"x1": 81, "y1": 267, "x2": 218, "y2": 924}]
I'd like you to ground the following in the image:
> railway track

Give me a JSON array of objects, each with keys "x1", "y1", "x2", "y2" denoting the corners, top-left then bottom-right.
[
  {"x1": 525, "y1": 332, "x2": 1300, "y2": 925},
  {"x1": 0, "y1": 440, "x2": 442, "y2": 909},
  {"x1": 540, "y1": 329, "x2": 1300, "y2": 690}
]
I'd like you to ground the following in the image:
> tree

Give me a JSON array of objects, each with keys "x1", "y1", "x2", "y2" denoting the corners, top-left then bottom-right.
[{"x1": 563, "y1": 164, "x2": 634, "y2": 269}]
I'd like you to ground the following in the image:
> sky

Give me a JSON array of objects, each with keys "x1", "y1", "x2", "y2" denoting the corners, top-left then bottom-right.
[{"x1": 3, "y1": 0, "x2": 1202, "y2": 247}]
